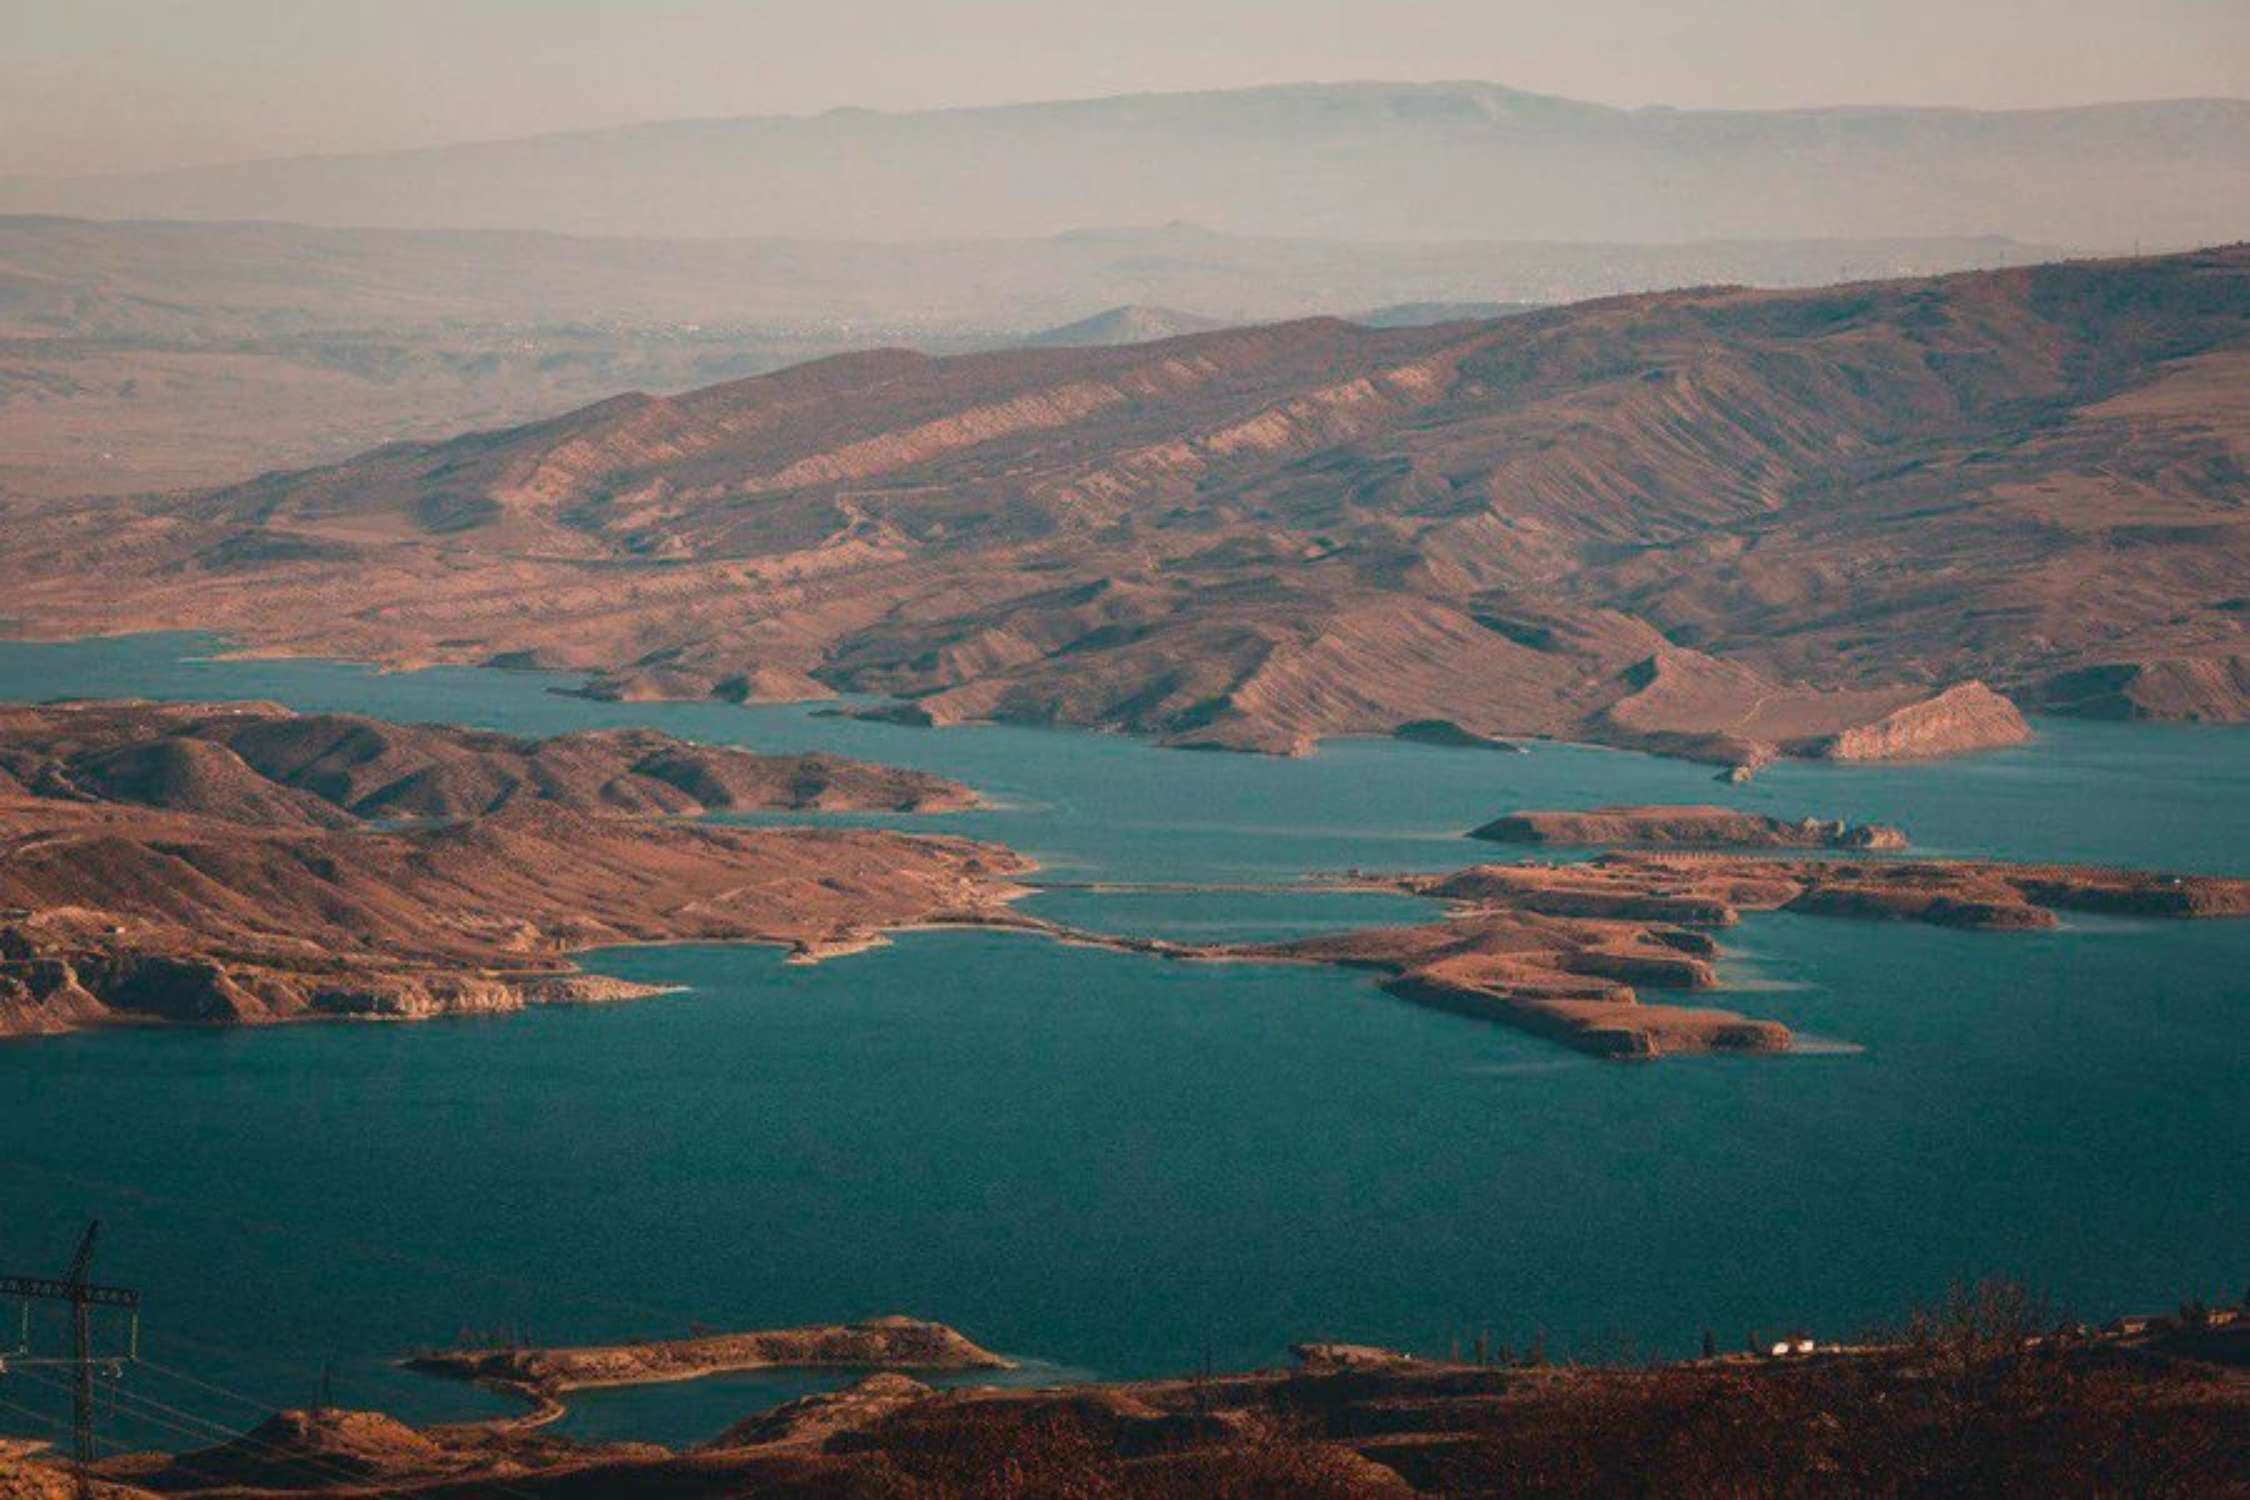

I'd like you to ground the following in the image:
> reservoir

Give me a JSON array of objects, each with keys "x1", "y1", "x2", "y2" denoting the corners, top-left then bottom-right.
[{"x1": 1, "y1": 633, "x2": 2243, "y2": 1448}]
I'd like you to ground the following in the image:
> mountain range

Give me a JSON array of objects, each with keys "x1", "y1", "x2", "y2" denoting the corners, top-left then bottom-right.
[
  {"x1": 3, "y1": 246, "x2": 2241, "y2": 764},
  {"x1": 5, "y1": 81, "x2": 2245, "y2": 248},
  {"x1": 0, "y1": 214, "x2": 2049, "y2": 497}
]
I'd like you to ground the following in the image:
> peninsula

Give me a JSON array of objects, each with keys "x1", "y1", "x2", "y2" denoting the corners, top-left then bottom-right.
[{"x1": 0, "y1": 701, "x2": 1027, "y2": 1037}]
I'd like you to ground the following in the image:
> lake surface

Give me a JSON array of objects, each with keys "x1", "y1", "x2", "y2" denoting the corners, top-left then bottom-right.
[{"x1": 0, "y1": 633, "x2": 2244, "y2": 1450}]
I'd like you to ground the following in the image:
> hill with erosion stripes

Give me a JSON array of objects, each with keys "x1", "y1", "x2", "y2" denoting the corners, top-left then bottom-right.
[{"x1": 0, "y1": 247, "x2": 2243, "y2": 767}]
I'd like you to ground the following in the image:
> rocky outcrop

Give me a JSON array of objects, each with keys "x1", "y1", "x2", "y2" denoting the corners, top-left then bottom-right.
[
  {"x1": 1472, "y1": 805, "x2": 1907, "y2": 850},
  {"x1": 1789, "y1": 683, "x2": 2030, "y2": 762},
  {"x1": 1290, "y1": 1343, "x2": 1429, "y2": 1371},
  {"x1": 707, "y1": 1373, "x2": 937, "y2": 1452}
]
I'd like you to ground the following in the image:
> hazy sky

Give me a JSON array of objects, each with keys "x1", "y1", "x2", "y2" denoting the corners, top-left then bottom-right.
[{"x1": 6, "y1": 0, "x2": 2247, "y2": 176}]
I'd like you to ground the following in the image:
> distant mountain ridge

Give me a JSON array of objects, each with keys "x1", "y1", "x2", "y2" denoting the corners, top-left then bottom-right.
[
  {"x1": 0, "y1": 213, "x2": 2060, "y2": 499},
  {"x1": 4, "y1": 80, "x2": 2244, "y2": 247},
  {"x1": 1021, "y1": 305, "x2": 1229, "y2": 347}
]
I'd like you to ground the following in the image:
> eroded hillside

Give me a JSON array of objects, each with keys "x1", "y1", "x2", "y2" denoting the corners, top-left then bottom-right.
[{"x1": 2, "y1": 249, "x2": 2243, "y2": 766}]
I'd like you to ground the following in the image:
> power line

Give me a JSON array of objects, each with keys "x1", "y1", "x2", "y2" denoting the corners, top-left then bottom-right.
[
  {"x1": 97, "y1": 1360, "x2": 547, "y2": 1500},
  {"x1": 0, "y1": 1377, "x2": 272, "y2": 1496},
  {"x1": 7, "y1": 1364, "x2": 394, "y2": 1496},
  {"x1": 9, "y1": 1157, "x2": 698, "y2": 1328},
  {"x1": 0, "y1": 1221, "x2": 557, "y2": 1500},
  {"x1": 1, "y1": 1220, "x2": 140, "y2": 1499}
]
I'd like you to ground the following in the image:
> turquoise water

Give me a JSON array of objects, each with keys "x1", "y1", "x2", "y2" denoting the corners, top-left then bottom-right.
[{"x1": 0, "y1": 633, "x2": 2244, "y2": 1451}]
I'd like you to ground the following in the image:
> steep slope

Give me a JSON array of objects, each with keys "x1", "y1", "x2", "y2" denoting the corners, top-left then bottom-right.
[{"x1": 2, "y1": 249, "x2": 2243, "y2": 762}]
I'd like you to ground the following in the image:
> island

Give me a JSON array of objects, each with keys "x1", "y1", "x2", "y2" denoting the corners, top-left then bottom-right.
[
  {"x1": 1471, "y1": 804, "x2": 1909, "y2": 850},
  {"x1": 1036, "y1": 851, "x2": 2250, "y2": 1059},
  {"x1": 1263, "y1": 853, "x2": 2249, "y2": 1057}
]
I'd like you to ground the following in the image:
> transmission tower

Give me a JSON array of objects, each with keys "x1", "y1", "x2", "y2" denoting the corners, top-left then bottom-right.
[{"x1": 1, "y1": 1220, "x2": 142, "y2": 1495}]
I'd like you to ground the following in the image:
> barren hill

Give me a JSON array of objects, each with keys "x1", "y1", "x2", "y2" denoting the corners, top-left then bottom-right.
[
  {"x1": 2, "y1": 248, "x2": 2244, "y2": 764},
  {"x1": 0, "y1": 703, "x2": 1019, "y2": 1038},
  {"x1": 0, "y1": 215, "x2": 2046, "y2": 499},
  {"x1": 0, "y1": 698, "x2": 973, "y2": 822}
]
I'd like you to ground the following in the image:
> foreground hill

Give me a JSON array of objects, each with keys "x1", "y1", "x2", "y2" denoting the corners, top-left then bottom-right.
[
  {"x1": 40, "y1": 1296, "x2": 2250, "y2": 1496},
  {"x1": 2, "y1": 248, "x2": 2244, "y2": 763},
  {"x1": 5, "y1": 81, "x2": 2244, "y2": 247}
]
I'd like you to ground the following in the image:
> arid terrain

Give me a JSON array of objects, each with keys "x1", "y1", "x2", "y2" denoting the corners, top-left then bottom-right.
[
  {"x1": 3, "y1": 248, "x2": 2241, "y2": 770},
  {"x1": 0, "y1": 700, "x2": 1027, "y2": 1037},
  {"x1": 9, "y1": 1289, "x2": 2241, "y2": 1496},
  {"x1": 7, "y1": 706, "x2": 2239, "y2": 1061},
  {"x1": 0, "y1": 214, "x2": 2039, "y2": 499}
]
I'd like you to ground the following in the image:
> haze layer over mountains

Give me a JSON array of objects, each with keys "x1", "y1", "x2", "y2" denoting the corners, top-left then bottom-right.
[{"x1": 6, "y1": 82, "x2": 2246, "y2": 249}]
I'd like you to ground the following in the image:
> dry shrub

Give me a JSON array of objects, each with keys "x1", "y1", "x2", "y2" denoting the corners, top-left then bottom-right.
[
  {"x1": 1446, "y1": 1280, "x2": 2248, "y2": 1498},
  {"x1": 867, "y1": 1404, "x2": 1126, "y2": 1499}
]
